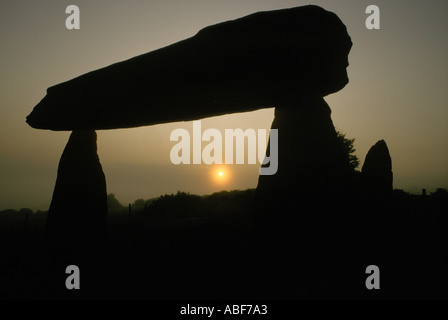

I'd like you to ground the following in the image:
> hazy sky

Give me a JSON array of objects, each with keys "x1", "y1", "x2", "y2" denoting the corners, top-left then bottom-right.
[{"x1": 1, "y1": 0, "x2": 447, "y2": 210}]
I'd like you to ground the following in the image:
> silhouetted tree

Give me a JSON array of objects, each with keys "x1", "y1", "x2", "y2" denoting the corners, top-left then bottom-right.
[
  {"x1": 431, "y1": 188, "x2": 448, "y2": 198},
  {"x1": 336, "y1": 130, "x2": 360, "y2": 172},
  {"x1": 107, "y1": 193, "x2": 124, "y2": 210},
  {"x1": 132, "y1": 199, "x2": 147, "y2": 212}
]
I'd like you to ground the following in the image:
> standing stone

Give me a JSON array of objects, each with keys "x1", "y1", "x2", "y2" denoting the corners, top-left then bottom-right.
[
  {"x1": 45, "y1": 130, "x2": 107, "y2": 248},
  {"x1": 251, "y1": 97, "x2": 356, "y2": 298},
  {"x1": 360, "y1": 140, "x2": 393, "y2": 194},
  {"x1": 254, "y1": 96, "x2": 353, "y2": 216}
]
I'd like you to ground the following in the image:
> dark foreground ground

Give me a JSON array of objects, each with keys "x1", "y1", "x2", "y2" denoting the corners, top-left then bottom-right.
[{"x1": 0, "y1": 189, "x2": 446, "y2": 299}]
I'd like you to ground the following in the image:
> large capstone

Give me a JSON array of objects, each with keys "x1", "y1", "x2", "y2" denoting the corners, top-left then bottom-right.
[{"x1": 26, "y1": 5, "x2": 351, "y2": 131}]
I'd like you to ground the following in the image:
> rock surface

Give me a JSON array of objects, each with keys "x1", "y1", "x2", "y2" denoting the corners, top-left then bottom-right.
[
  {"x1": 45, "y1": 130, "x2": 107, "y2": 247},
  {"x1": 26, "y1": 5, "x2": 351, "y2": 130},
  {"x1": 255, "y1": 96, "x2": 353, "y2": 205},
  {"x1": 361, "y1": 140, "x2": 393, "y2": 194},
  {"x1": 252, "y1": 97, "x2": 357, "y2": 295}
]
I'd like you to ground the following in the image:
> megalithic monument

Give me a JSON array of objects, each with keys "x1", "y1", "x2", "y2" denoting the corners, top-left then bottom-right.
[{"x1": 26, "y1": 5, "x2": 352, "y2": 245}]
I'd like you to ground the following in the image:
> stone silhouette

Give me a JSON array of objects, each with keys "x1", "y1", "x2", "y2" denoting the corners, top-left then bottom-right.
[
  {"x1": 255, "y1": 96, "x2": 353, "y2": 209},
  {"x1": 45, "y1": 130, "x2": 107, "y2": 247},
  {"x1": 26, "y1": 5, "x2": 352, "y2": 246},
  {"x1": 361, "y1": 140, "x2": 393, "y2": 194},
  {"x1": 26, "y1": 5, "x2": 351, "y2": 130}
]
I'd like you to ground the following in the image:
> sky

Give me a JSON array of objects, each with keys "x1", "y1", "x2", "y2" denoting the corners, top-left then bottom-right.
[{"x1": 0, "y1": 0, "x2": 447, "y2": 210}]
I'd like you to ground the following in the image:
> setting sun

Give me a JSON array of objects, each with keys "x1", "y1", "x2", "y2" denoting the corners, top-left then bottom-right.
[{"x1": 211, "y1": 166, "x2": 230, "y2": 185}]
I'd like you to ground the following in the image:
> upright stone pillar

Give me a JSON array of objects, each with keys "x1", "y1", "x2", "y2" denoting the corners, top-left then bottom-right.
[
  {"x1": 360, "y1": 139, "x2": 393, "y2": 194},
  {"x1": 254, "y1": 96, "x2": 353, "y2": 218},
  {"x1": 45, "y1": 130, "x2": 107, "y2": 248}
]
